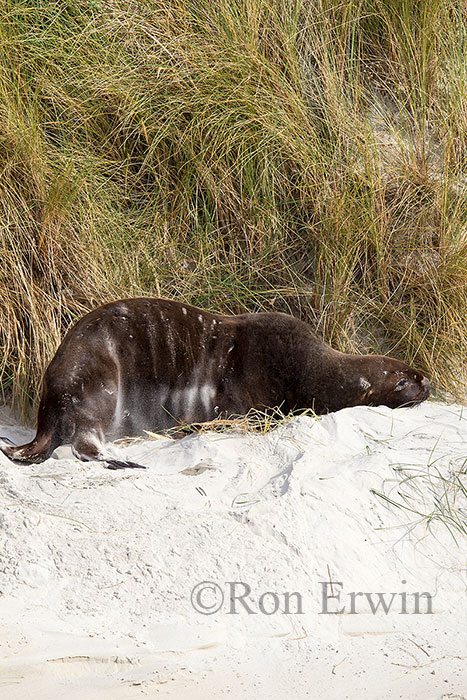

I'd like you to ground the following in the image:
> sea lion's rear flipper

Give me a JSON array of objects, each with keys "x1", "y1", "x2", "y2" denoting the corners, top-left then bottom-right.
[
  {"x1": 104, "y1": 459, "x2": 146, "y2": 470},
  {"x1": 71, "y1": 431, "x2": 146, "y2": 470},
  {"x1": 0, "y1": 432, "x2": 56, "y2": 464}
]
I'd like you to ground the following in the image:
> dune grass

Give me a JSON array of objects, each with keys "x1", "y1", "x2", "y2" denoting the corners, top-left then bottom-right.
[
  {"x1": 372, "y1": 458, "x2": 467, "y2": 542},
  {"x1": 1, "y1": 0, "x2": 467, "y2": 414}
]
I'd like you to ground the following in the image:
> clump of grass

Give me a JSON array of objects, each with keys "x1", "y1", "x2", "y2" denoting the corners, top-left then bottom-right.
[
  {"x1": 372, "y1": 458, "x2": 467, "y2": 542},
  {"x1": 143, "y1": 406, "x2": 317, "y2": 440},
  {"x1": 1, "y1": 0, "x2": 467, "y2": 415}
]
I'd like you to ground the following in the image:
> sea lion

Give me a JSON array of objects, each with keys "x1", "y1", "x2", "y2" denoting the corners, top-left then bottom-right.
[{"x1": 0, "y1": 298, "x2": 430, "y2": 469}]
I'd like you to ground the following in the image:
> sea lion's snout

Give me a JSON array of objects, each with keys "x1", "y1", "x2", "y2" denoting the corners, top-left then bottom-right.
[
  {"x1": 378, "y1": 364, "x2": 431, "y2": 409},
  {"x1": 419, "y1": 375, "x2": 431, "y2": 400},
  {"x1": 403, "y1": 372, "x2": 430, "y2": 407}
]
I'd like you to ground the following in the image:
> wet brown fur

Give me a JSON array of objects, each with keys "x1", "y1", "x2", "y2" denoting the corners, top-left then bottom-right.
[{"x1": 0, "y1": 298, "x2": 430, "y2": 469}]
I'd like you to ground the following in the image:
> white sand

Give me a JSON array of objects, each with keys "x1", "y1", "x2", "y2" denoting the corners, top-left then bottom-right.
[{"x1": 0, "y1": 401, "x2": 466, "y2": 699}]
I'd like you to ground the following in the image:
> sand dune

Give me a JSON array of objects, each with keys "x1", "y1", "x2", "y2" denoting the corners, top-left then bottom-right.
[{"x1": 0, "y1": 402, "x2": 466, "y2": 698}]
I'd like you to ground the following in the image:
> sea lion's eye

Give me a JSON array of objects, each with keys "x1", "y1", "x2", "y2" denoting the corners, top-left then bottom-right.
[{"x1": 395, "y1": 378, "x2": 409, "y2": 391}]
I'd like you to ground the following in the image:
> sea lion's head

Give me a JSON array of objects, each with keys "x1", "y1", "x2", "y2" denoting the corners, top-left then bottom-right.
[{"x1": 356, "y1": 357, "x2": 430, "y2": 409}]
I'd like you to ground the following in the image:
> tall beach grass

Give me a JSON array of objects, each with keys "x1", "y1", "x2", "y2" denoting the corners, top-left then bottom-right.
[{"x1": 1, "y1": 0, "x2": 467, "y2": 414}]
